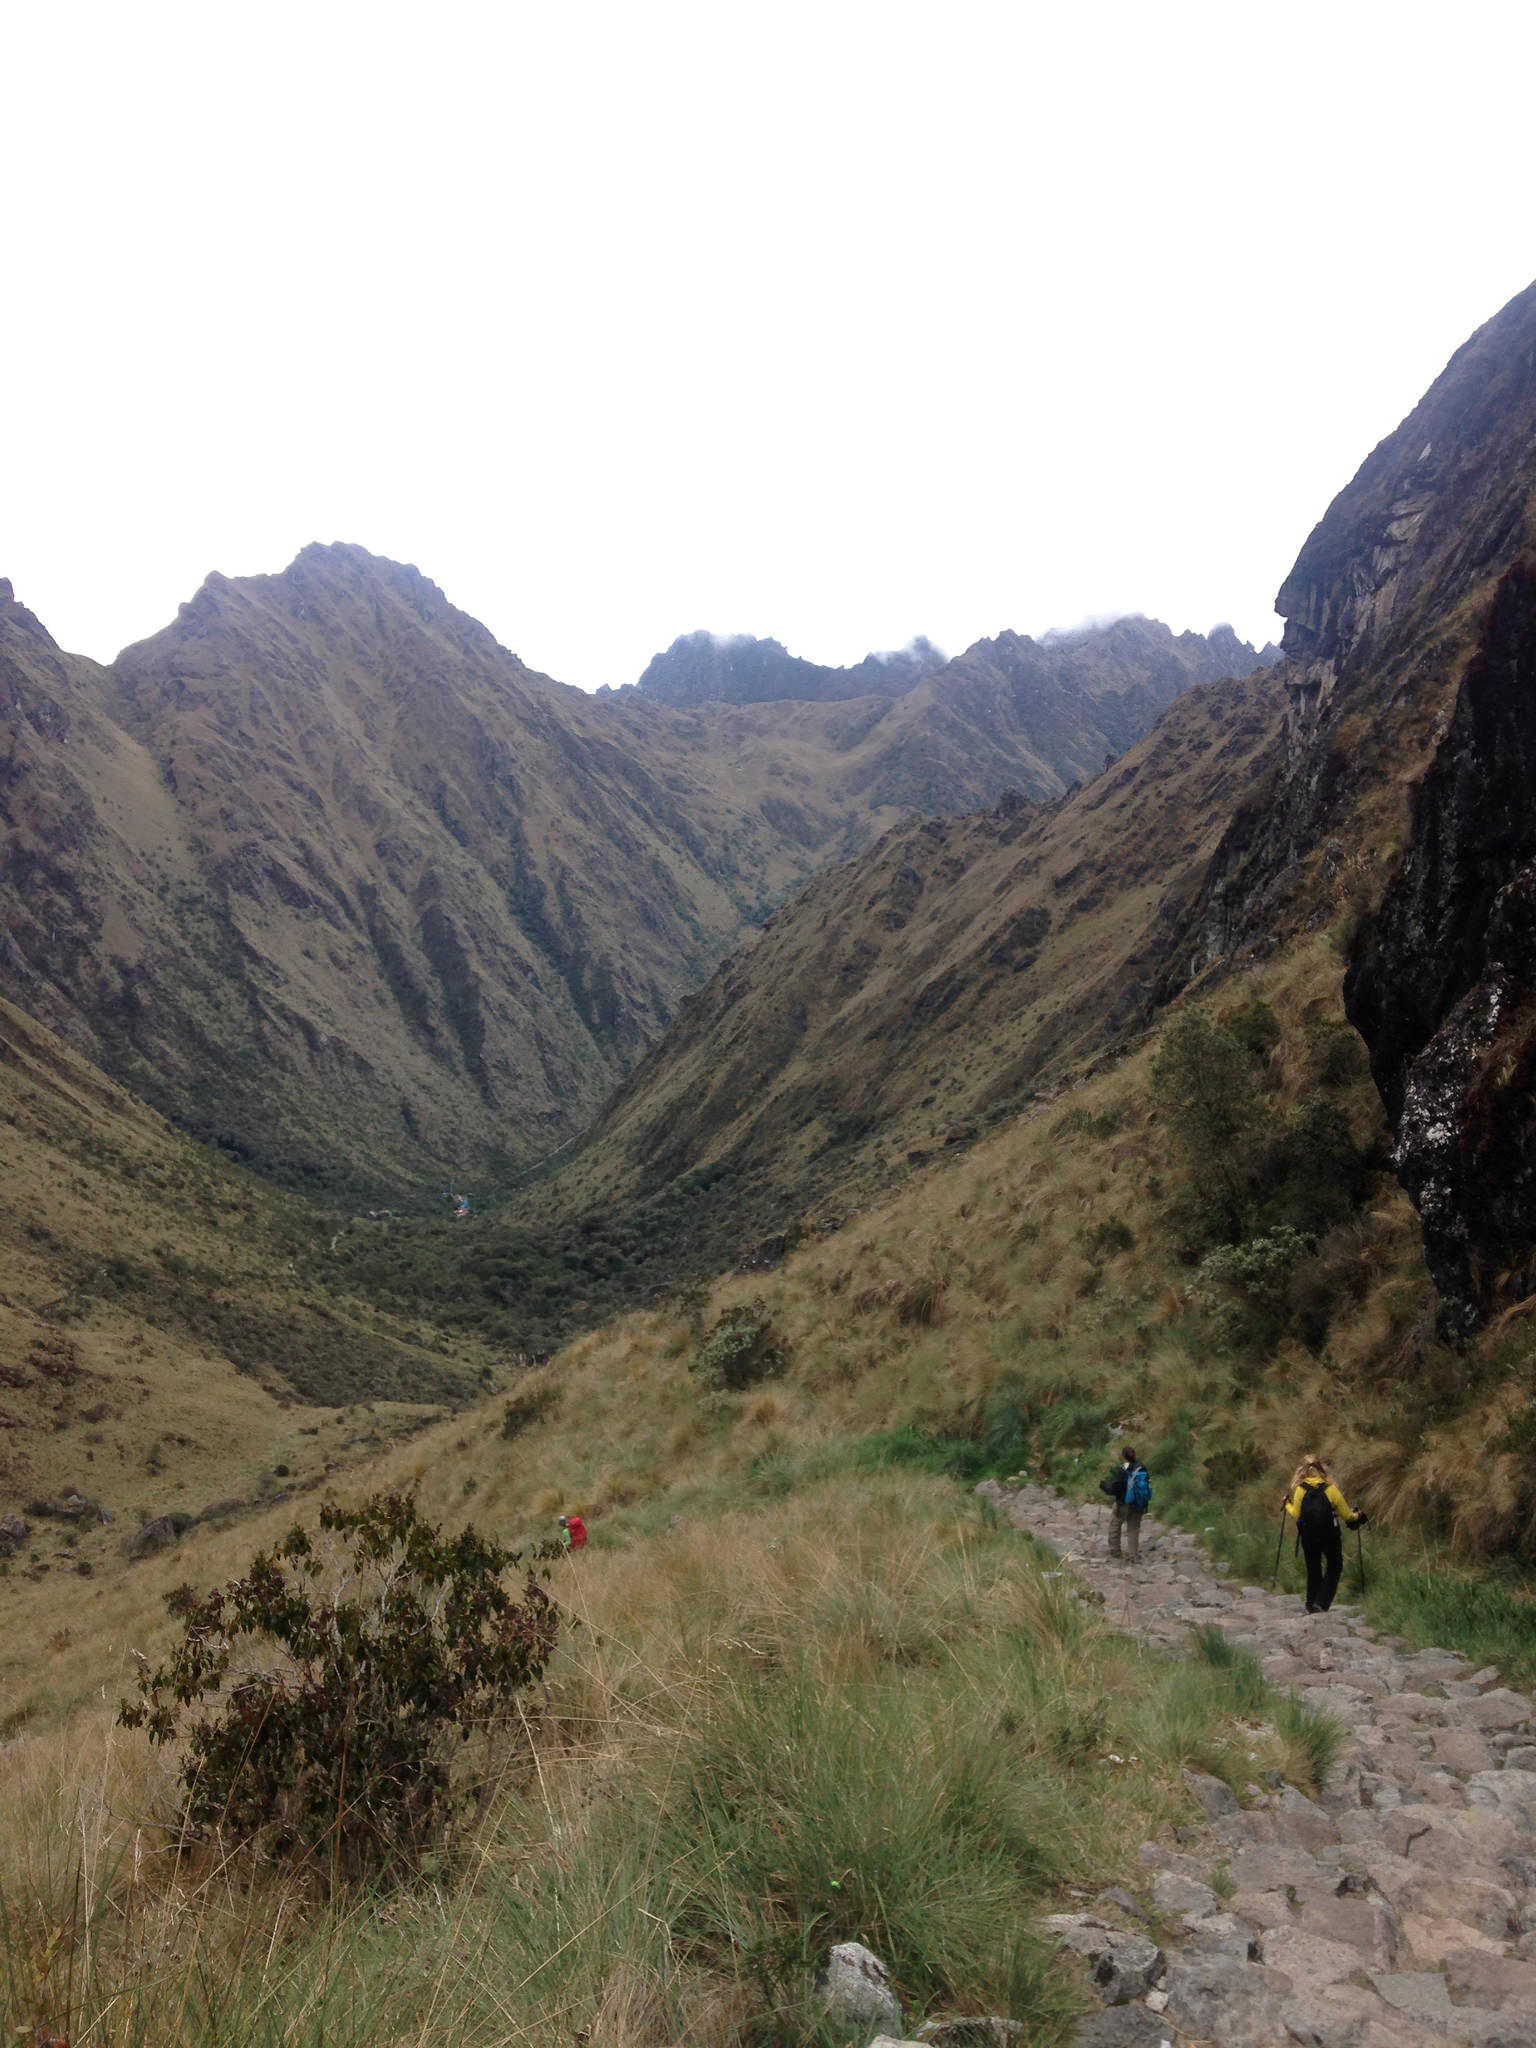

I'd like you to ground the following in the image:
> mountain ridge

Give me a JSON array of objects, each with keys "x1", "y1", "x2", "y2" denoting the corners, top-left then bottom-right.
[
  {"x1": 2, "y1": 550, "x2": 1256, "y2": 1196},
  {"x1": 537, "y1": 277, "x2": 1536, "y2": 1317}
]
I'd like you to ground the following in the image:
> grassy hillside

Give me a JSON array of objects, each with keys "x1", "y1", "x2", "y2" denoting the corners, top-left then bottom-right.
[
  {"x1": 5, "y1": 552, "x2": 1253, "y2": 1201},
  {"x1": 532, "y1": 663, "x2": 1285, "y2": 1249},
  {"x1": 0, "y1": 997, "x2": 503, "y2": 1627},
  {"x1": 6, "y1": 919, "x2": 1536, "y2": 2045}
]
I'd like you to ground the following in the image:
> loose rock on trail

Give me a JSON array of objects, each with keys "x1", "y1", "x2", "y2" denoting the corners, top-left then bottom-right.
[{"x1": 981, "y1": 1481, "x2": 1536, "y2": 2048}]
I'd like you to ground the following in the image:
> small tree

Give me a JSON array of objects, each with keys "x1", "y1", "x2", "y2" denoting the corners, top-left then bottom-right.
[
  {"x1": 120, "y1": 1490, "x2": 559, "y2": 1886},
  {"x1": 1151, "y1": 1010, "x2": 1271, "y2": 1244},
  {"x1": 1188, "y1": 1225, "x2": 1316, "y2": 1351}
]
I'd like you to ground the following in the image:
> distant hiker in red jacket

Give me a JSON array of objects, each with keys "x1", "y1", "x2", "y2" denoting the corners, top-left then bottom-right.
[{"x1": 559, "y1": 1513, "x2": 588, "y2": 1552}]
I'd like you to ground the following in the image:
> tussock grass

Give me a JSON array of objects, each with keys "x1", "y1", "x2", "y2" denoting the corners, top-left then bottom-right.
[{"x1": 3, "y1": 1476, "x2": 1315, "y2": 2048}]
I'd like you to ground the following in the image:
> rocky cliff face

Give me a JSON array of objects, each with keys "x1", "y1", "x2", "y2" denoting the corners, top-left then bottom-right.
[
  {"x1": 1167, "y1": 278, "x2": 1536, "y2": 1331},
  {"x1": 549, "y1": 279, "x2": 1536, "y2": 1320},
  {"x1": 1177, "y1": 280, "x2": 1536, "y2": 979},
  {"x1": 1347, "y1": 557, "x2": 1536, "y2": 1330}
]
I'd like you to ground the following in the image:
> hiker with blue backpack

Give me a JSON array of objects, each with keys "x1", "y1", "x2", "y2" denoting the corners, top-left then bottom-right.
[
  {"x1": 1100, "y1": 1445, "x2": 1151, "y2": 1560},
  {"x1": 1284, "y1": 1453, "x2": 1366, "y2": 1613}
]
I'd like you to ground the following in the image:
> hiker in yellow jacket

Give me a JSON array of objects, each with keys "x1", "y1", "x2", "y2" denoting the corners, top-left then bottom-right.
[{"x1": 1284, "y1": 1453, "x2": 1365, "y2": 1614}]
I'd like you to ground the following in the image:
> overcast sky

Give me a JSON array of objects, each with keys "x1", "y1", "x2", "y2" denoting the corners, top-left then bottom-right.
[{"x1": 6, "y1": 1, "x2": 1534, "y2": 689}]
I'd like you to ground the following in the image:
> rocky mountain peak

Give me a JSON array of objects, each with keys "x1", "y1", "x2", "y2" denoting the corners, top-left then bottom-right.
[
  {"x1": 629, "y1": 629, "x2": 947, "y2": 708},
  {"x1": 1276, "y1": 278, "x2": 1536, "y2": 738}
]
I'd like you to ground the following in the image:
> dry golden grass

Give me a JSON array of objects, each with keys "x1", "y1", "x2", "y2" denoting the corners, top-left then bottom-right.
[{"x1": 3, "y1": 1475, "x2": 1326, "y2": 2048}]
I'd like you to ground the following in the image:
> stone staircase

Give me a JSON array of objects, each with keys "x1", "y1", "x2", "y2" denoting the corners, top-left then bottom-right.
[{"x1": 982, "y1": 1481, "x2": 1536, "y2": 2048}]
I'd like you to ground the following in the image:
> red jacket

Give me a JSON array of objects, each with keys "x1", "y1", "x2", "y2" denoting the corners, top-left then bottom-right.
[{"x1": 566, "y1": 1514, "x2": 588, "y2": 1549}]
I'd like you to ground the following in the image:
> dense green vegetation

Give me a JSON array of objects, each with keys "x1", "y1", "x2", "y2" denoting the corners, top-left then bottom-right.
[{"x1": 317, "y1": 1157, "x2": 785, "y2": 1361}]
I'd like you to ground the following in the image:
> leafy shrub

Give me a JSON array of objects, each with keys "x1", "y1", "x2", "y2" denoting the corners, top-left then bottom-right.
[
  {"x1": 120, "y1": 1491, "x2": 559, "y2": 1887},
  {"x1": 501, "y1": 1381, "x2": 561, "y2": 1439},
  {"x1": 1224, "y1": 997, "x2": 1282, "y2": 1065},
  {"x1": 692, "y1": 1299, "x2": 789, "y2": 1390},
  {"x1": 1260, "y1": 1096, "x2": 1369, "y2": 1237},
  {"x1": 1086, "y1": 1217, "x2": 1135, "y2": 1259},
  {"x1": 1154, "y1": 1011, "x2": 1372, "y2": 1254},
  {"x1": 1152, "y1": 1010, "x2": 1270, "y2": 1243},
  {"x1": 1310, "y1": 1018, "x2": 1369, "y2": 1087},
  {"x1": 1189, "y1": 1226, "x2": 1316, "y2": 1349}
]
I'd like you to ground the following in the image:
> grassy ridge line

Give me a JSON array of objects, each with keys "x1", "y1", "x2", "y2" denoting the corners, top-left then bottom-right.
[{"x1": 2, "y1": 1474, "x2": 1336, "y2": 2048}]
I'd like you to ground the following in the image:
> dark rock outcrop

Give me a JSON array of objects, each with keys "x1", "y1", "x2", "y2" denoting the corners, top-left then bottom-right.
[
  {"x1": 1347, "y1": 558, "x2": 1536, "y2": 1330},
  {"x1": 1148, "y1": 277, "x2": 1536, "y2": 1333}
]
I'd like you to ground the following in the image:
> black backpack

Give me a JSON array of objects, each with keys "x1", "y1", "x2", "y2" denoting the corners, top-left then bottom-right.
[{"x1": 1297, "y1": 1483, "x2": 1335, "y2": 1539}]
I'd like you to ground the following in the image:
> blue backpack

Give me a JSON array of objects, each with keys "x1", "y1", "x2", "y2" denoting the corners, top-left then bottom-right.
[{"x1": 1126, "y1": 1464, "x2": 1151, "y2": 1512}]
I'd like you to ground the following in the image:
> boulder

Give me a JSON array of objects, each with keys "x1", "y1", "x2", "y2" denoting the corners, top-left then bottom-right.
[
  {"x1": 1441, "y1": 1944, "x2": 1536, "y2": 2010},
  {"x1": 1182, "y1": 1767, "x2": 1238, "y2": 1819},
  {"x1": 818, "y1": 1942, "x2": 902, "y2": 2039},
  {"x1": 1036, "y1": 1915, "x2": 1163, "y2": 2005},
  {"x1": 1088, "y1": 1936, "x2": 1164, "y2": 2006},
  {"x1": 1093, "y1": 1886, "x2": 1145, "y2": 1922},
  {"x1": 1453, "y1": 1690, "x2": 1534, "y2": 1734},
  {"x1": 1272, "y1": 1785, "x2": 1339, "y2": 1852},
  {"x1": 1276, "y1": 1981, "x2": 1398, "y2": 2048},
  {"x1": 1150, "y1": 1870, "x2": 1218, "y2": 1919},
  {"x1": 1180, "y1": 1911, "x2": 1257, "y2": 1960},
  {"x1": 0, "y1": 1513, "x2": 29, "y2": 1551},
  {"x1": 1257, "y1": 1926, "x2": 1371, "y2": 1985},
  {"x1": 126, "y1": 1514, "x2": 179, "y2": 1559},
  {"x1": 1067, "y1": 2008, "x2": 1171, "y2": 2047},
  {"x1": 1160, "y1": 1951, "x2": 1293, "y2": 2048}
]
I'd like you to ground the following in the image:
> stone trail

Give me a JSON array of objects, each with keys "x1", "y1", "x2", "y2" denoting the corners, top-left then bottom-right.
[{"x1": 980, "y1": 1481, "x2": 1536, "y2": 2048}]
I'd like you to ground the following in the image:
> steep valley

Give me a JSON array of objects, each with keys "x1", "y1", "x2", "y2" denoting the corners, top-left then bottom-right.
[
  {"x1": 5, "y1": 280, "x2": 1536, "y2": 2048},
  {"x1": 1, "y1": 552, "x2": 1261, "y2": 1199}
]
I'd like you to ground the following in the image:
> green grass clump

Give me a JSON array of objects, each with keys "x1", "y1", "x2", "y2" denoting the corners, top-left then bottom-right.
[
  {"x1": 1350, "y1": 1553, "x2": 1536, "y2": 1686},
  {"x1": 1273, "y1": 1691, "x2": 1346, "y2": 1791}
]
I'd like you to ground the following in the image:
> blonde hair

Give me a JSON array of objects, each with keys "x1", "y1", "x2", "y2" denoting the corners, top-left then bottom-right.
[{"x1": 1291, "y1": 1452, "x2": 1330, "y2": 1489}]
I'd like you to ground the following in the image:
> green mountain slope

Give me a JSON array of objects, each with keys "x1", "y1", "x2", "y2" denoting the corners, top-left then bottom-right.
[{"x1": 2, "y1": 549, "x2": 1256, "y2": 1199}]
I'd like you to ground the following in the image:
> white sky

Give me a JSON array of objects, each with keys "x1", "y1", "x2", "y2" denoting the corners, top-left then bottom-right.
[{"x1": 5, "y1": 1, "x2": 1534, "y2": 689}]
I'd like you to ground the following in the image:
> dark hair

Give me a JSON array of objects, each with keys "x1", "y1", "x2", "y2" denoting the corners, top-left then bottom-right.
[{"x1": 1121, "y1": 1445, "x2": 1137, "y2": 1463}]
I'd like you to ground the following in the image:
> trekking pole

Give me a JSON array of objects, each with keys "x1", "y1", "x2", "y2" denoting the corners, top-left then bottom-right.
[
  {"x1": 1356, "y1": 1522, "x2": 1366, "y2": 1596},
  {"x1": 1269, "y1": 1507, "x2": 1288, "y2": 1590}
]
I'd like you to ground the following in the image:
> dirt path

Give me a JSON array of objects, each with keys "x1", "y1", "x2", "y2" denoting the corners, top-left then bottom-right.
[{"x1": 982, "y1": 1481, "x2": 1536, "y2": 2048}]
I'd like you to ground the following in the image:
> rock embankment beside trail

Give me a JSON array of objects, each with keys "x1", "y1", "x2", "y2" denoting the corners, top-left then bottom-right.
[{"x1": 984, "y1": 1481, "x2": 1536, "y2": 2048}]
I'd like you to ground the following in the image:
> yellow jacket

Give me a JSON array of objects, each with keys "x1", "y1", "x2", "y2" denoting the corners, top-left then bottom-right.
[{"x1": 1285, "y1": 1477, "x2": 1360, "y2": 1527}]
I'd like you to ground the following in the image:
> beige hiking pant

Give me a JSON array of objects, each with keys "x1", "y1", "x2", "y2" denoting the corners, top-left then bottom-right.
[{"x1": 1109, "y1": 1503, "x2": 1143, "y2": 1559}]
